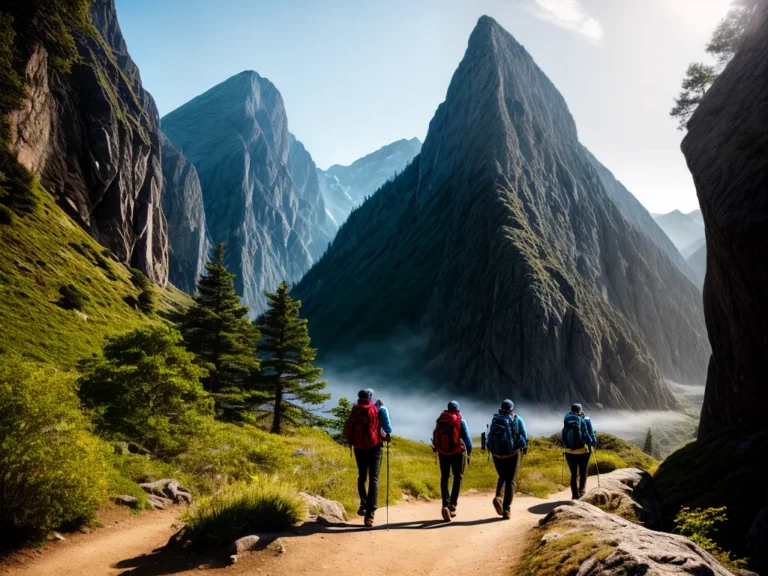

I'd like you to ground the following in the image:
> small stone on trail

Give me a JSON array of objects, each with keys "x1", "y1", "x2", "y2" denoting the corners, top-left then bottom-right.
[
  {"x1": 230, "y1": 535, "x2": 261, "y2": 555},
  {"x1": 115, "y1": 495, "x2": 140, "y2": 509},
  {"x1": 50, "y1": 532, "x2": 65, "y2": 541},
  {"x1": 266, "y1": 538, "x2": 286, "y2": 554},
  {"x1": 229, "y1": 555, "x2": 238, "y2": 565}
]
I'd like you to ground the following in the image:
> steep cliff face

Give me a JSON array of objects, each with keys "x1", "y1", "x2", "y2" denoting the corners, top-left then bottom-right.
[
  {"x1": 160, "y1": 134, "x2": 209, "y2": 294},
  {"x1": 682, "y1": 2, "x2": 768, "y2": 437},
  {"x1": 296, "y1": 17, "x2": 709, "y2": 409},
  {"x1": 8, "y1": 0, "x2": 168, "y2": 284},
  {"x1": 161, "y1": 71, "x2": 332, "y2": 316},
  {"x1": 318, "y1": 138, "x2": 422, "y2": 226}
]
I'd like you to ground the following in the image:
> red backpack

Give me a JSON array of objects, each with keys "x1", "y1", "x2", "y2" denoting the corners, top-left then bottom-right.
[
  {"x1": 433, "y1": 410, "x2": 463, "y2": 455},
  {"x1": 344, "y1": 401, "x2": 381, "y2": 449}
]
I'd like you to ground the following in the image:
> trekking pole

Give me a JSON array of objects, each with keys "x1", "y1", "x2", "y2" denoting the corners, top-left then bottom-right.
[
  {"x1": 561, "y1": 448, "x2": 565, "y2": 486},
  {"x1": 592, "y1": 445, "x2": 601, "y2": 489},
  {"x1": 386, "y1": 438, "x2": 390, "y2": 530}
]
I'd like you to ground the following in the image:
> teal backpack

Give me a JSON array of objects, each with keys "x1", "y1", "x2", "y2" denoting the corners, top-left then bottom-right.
[{"x1": 487, "y1": 413, "x2": 521, "y2": 456}]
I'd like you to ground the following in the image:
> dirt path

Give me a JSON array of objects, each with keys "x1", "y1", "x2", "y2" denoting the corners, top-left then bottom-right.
[{"x1": 0, "y1": 480, "x2": 596, "y2": 576}]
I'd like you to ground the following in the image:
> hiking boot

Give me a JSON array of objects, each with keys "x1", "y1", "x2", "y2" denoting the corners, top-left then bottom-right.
[
  {"x1": 357, "y1": 505, "x2": 366, "y2": 516},
  {"x1": 503, "y1": 510, "x2": 511, "y2": 520},
  {"x1": 364, "y1": 513, "x2": 375, "y2": 527},
  {"x1": 449, "y1": 505, "x2": 457, "y2": 518},
  {"x1": 492, "y1": 497, "x2": 504, "y2": 516},
  {"x1": 441, "y1": 507, "x2": 452, "y2": 522}
]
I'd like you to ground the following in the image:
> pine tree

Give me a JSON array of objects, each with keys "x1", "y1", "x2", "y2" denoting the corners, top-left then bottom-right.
[
  {"x1": 257, "y1": 281, "x2": 329, "y2": 434},
  {"x1": 643, "y1": 427, "x2": 655, "y2": 457},
  {"x1": 181, "y1": 243, "x2": 260, "y2": 416}
]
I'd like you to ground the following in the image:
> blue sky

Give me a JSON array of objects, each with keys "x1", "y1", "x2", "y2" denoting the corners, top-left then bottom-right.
[{"x1": 115, "y1": 0, "x2": 733, "y2": 213}]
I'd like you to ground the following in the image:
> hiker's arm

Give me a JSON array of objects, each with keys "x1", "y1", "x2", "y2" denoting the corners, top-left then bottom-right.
[
  {"x1": 584, "y1": 418, "x2": 596, "y2": 446},
  {"x1": 460, "y1": 419, "x2": 472, "y2": 456},
  {"x1": 519, "y1": 417, "x2": 529, "y2": 445},
  {"x1": 378, "y1": 406, "x2": 393, "y2": 435}
]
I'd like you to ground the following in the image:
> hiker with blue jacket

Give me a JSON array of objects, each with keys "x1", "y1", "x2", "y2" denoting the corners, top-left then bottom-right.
[
  {"x1": 343, "y1": 389, "x2": 393, "y2": 527},
  {"x1": 486, "y1": 399, "x2": 528, "y2": 519},
  {"x1": 432, "y1": 401, "x2": 472, "y2": 522},
  {"x1": 562, "y1": 403, "x2": 597, "y2": 499}
]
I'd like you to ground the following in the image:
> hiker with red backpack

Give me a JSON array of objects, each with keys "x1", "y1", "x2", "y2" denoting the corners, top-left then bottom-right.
[
  {"x1": 343, "y1": 389, "x2": 393, "y2": 527},
  {"x1": 562, "y1": 403, "x2": 597, "y2": 499},
  {"x1": 486, "y1": 399, "x2": 528, "y2": 520},
  {"x1": 432, "y1": 401, "x2": 472, "y2": 522}
]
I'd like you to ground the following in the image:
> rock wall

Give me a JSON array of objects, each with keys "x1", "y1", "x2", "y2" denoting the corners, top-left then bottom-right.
[
  {"x1": 681, "y1": 1, "x2": 768, "y2": 436},
  {"x1": 8, "y1": 0, "x2": 168, "y2": 284}
]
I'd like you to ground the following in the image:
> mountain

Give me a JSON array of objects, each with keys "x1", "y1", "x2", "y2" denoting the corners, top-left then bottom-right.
[
  {"x1": 318, "y1": 138, "x2": 422, "y2": 226},
  {"x1": 7, "y1": 0, "x2": 168, "y2": 284},
  {"x1": 160, "y1": 134, "x2": 210, "y2": 294},
  {"x1": 295, "y1": 16, "x2": 709, "y2": 409},
  {"x1": 161, "y1": 71, "x2": 333, "y2": 315},
  {"x1": 681, "y1": 236, "x2": 706, "y2": 259},
  {"x1": 582, "y1": 148, "x2": 699, "y2": 284},
  {"x1": 653, "y1": 209, "x2": 705, "y2": 251},
  {"x1": 682, "y1": 0, "x2": 768, "y2": 436},
  {"x1": 686, "y1": 244, "x2": 706, "y2": 284}
]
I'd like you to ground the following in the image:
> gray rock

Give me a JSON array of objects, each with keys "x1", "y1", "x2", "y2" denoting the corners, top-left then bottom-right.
[
  {"x1": 229, "y1": 535, "x2": 261, "y2": 555},
  {"x1": 299, "y1": 493, "x2": 347, "y2": 525},
  {"x1": 229, "y1": 554, "x2": 238, "y2": 565},
  {"x1": 139, "y1": 479, "x2": 192, "y2": 504},
  {"x1": 115, "y1": 495, "x2": 141, "y2": 510},
  {"x1": 681, "y1": 1, "x2": 768, "y2": 437},
  {"x1": 8, "y1": 0, "x2": 168, "y2": 285},
  {"x1": 580, "y1": 468, "x2": 662, "y2": 529},
  {"x1": 266, "y1": 538, "x2": 286, "y2": 554},
  {"x1": 161, "y1": 71, "x2": 333, "y2": 317},
  {"x1": 534, "y1": 501, "x2": 735, "y2": 575},
  {"x1": 294, "y1": 16, "x2": 708, "y2": 408},
  {"x1": 160, "y1": 133, "x2": 210, "y2": 294},
  {"x1": 146, "y1": 494, "x2": 173, "y2": 510}
]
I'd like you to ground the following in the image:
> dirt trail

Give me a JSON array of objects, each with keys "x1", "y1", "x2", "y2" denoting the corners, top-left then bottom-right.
[{"x1": 0, "y1": 480, "x2": 596, "y2": 576}]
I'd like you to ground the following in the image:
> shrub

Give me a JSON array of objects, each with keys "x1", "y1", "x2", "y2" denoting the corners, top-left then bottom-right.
[
  {"x1": 675, "y1": 507, "x2": 748, "y2": 570},
  {"x1": 328, "y1": 396, "x2": 352, "y2": 434},
  {"x1": 129, "y1": 268, "x2": 150, "y2": 291},
  {"x1": 0, "y1": 356, "x2": 109, "y2": 545},
  {"x1": 57, "y1": 283, "x2": 89, "y2": 310},
  {"x1": 0, "y1": 204, "x2": 13, "y2": 225},
  {"x1": 183, "y1": 480, "x2": 306, "y2": 547},
  {"x1": 137, "y1": 288, "x2": 154, "y2": 313},
  {"x1": 78, "y1": 327, "x2": 214, "y2": 456}
]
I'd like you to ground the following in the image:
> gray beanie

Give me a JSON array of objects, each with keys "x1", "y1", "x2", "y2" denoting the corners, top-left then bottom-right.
[
  {"x1": 571, "y1": 403, "x2": 583, "y2": 413},
  {"x1": 358, "y1": 388, "x2": 374, "y2": 399},
  {"x1": 447, "y1": 400, "x2": 460, "y2": 412},
  {"x1": 501, "y1": 399, "x2": 514, "y2": 411}
]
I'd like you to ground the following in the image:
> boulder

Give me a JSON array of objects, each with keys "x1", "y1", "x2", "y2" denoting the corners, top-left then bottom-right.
[
  {"x1": 266, "y1": 538, "x2": 287, "y2": 555},
  {"x1": 529, "y1": 501, "x2": 736, "y2": 575},
  {"x1": 146, "y1": 494, "x2": 173, "y2": 510},
  {"x1": 579, "y1": 468, "x2": 662, "y2": 529},
  {"x1": 299, "y1": 493, "x2": 347, "y2": 525},
  {"x1": 229, "y1": 535, "x2": 261, "y2": 555},
  {"x1": 114, "y1": 495, "x2": 141, "y2": 510},
  {"x1": 139, "y1": 479, "x2": 192, "y2": 504}
]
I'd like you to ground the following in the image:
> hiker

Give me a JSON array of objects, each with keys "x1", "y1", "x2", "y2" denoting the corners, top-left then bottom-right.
[
  {"x1": 432, "y1": 400, "x2": 473, "y2": 522},
  {"x1": 343, "y1": 388, "x2": 393, "y2": 527},
  {"x1": 562, "y1": 403, "x2": 597, "y2": 499},
  {"x1": 487, "y1": 399, "x2": 528, "y2": 519}
]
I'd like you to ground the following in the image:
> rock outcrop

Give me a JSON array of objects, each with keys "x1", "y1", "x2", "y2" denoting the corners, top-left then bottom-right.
[
  {"x1": 299, "y1": 492, "x2": 347, "y2": 525},
  {"x1": 8, "y1": 0, "x2": 169, "y2": 284},
  {"x1": 681, "y1": 1, "x2": 768, "y2": 437},
  {"x1": 160, "y1": 134, "x2": 209, "y2": 294},
  {"x1": 318, "y1": 138, "x2": 422, "y2": 226},
  {"x1": 161, "y1": 71, "x2": 332, "y2": 315},
  {"x1": 295, "y1": 16, "x2": 708, "y2": 408},
  {"x1": 579, "y1": 468, "x2": 662, "y2": 529}
]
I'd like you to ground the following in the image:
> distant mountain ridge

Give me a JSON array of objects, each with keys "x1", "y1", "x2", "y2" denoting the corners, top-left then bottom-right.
[
  {"x1": 654, "y1": 209, "x2": 705, "y2": 251},
  {"x1": 295, "y1": 16, "x2": 709, "y2": 409}
]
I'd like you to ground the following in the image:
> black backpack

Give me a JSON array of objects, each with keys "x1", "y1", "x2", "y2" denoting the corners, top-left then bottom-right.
[
  {"x1": 562, "y1": 413, "x2": 585, "y2": 450},
  {"x1": 487, "y1": 413, "x2": 520, "y2": 456}
]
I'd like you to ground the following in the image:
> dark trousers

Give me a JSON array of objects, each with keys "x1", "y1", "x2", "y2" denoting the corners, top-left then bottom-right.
[
  {"x1": 565, "y1": 452, "x2": 590, "y2": 499},
  {"x1": 354, "y1": 445, "x2": 383, "y2": 515},
  {"x1": 438, "y1": 453, "x2": 465, "y2": 509},
  {"x1": 493, "y1": 453, "x2": 520, "y2": 511}
]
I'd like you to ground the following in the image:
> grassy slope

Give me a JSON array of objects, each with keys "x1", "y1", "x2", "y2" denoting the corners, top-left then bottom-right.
[{"x1": 0, "y1": 182, "x2": 189, "y2": 368}]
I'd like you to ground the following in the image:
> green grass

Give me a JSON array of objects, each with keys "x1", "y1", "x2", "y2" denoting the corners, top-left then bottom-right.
[
  {"x1": 517, "y1": 530, "x2": 615, "y2": 576},
  {"x1": 0, "y1": 183, "x2": 190, "y2": 369}
]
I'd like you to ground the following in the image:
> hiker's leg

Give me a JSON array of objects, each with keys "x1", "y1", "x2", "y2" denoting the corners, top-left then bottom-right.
[
  {"x1": 577, "y1": 453, "x2": 589, "y2": 496},
  {"x1": 565, "y1": 453, "x2": 579, "y2": 499},
  {"x1": 438, "y1": 454, "x2": 451, "y2": 508},
  {"x1": 354, "y1": 448, "x2": 368, "y2": 509},
  {"x1": 492, "y1": 456, "x2": 505, "y2": 497},
  {"x1": 505, "y1": 453, "x2": 521, "y2": 508},
  {"x1": 366, "y1": 445, "x2": 383, "y2": 514},
  {"x1": 449, "y1": 453, "x2": 464, "y2": 508}
]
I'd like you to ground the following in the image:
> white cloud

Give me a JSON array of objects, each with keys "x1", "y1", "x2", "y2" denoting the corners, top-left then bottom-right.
[{"x1": 526, "y1": 0, "x2": 604, "y2": 41}]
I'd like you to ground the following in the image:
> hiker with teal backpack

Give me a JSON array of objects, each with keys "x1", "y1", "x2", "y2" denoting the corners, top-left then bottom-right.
[
  {"x1": 562, "y1": 403, "x2": 597, "y2": 499},
  {"x1": 486, "y1": 399, "x2": 528, "y2": 519},
  {"x1": 432, "y1": 401, "x2": 472, "y2": 522}
]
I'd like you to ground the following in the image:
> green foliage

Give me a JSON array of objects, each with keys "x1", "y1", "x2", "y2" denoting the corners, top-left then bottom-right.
[
  {"x1": 57, "y1": 283, "x2": 89, "y2": 310},
  {"x1": 256, "y1": 281, "x2": 329, "y2": 434},
  {"x1": 182, "y1": 243, "x2": 260, "y2": 416},
  {"x1": 670, "y1": 63, "x2": 718, "y2": 129},
  {"x1": 642, "y1": 427, "x2": 659, "y2": 459},
  {"x1": 137, "y1": 287, "x2": 154, "y2": 313},
  {"x1": 77, "y1": 326, "x2": 214, "y2": 456},
  {"x1": 328, "y1": 397, "x2": 353, "y2": 434},
  {"x1": 675, "y1": 507, "x2": 748, "y2": 570},
  {"x1": 182, "y1": 480, "x2": 306, "y2": 548},
  {"x1": 518, "y1": 530, "x2": 615, "y2": 576},
  {"x1": 130, "y1": 268, "x2": 150, "y2": 291},
  {"x1": 0, "y1": 356, "x2": 109, "y2": 545}
]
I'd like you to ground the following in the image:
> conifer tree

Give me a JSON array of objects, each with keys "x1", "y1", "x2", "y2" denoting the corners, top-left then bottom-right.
[
  {"x1": 257, "y1": 281, "x2": 329, "y2": 434},
  {"x1": 182, "y1": 243, "x2": 260, "y2": 416},
  {"x1": 643, "y1": 427, "x2": 655, "y2": 457}
]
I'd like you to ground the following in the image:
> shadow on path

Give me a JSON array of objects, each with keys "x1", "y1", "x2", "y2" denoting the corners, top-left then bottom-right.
[{"x1": 527, "y1": 500, "x2": 574, "y2": 516}]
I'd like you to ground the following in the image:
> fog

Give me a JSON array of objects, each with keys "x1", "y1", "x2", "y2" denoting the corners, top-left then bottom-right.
[{"x1": 322, "y1": 368, "x2": 695, "y2": 444}]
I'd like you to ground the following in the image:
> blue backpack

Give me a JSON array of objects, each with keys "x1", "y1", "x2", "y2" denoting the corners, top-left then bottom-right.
[
  {"x1": 562, "y1": 413, "x2": 586, "y2": 450},
  {"x1": 487, "y1": 413, "x2": 522, "y2": 456}
]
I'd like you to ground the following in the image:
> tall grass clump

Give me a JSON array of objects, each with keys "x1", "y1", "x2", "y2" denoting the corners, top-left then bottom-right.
[{"x1": 182, "y1": 480, "x2": 306, "y2": 548}]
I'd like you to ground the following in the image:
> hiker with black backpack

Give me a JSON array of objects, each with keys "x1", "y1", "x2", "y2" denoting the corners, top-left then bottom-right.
[
  {"x1": 432, "y1": 401, "x2": 472, "y2": 522},
  {"x1": 343, "y1": 389, "x2": 393, "y2": 527},
  {"x1": 486, "y1": 399, "x2": 528, "y2": 520},
  {"x1": 562, "y1": 403, "x2": 597, "y2": 499}
]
